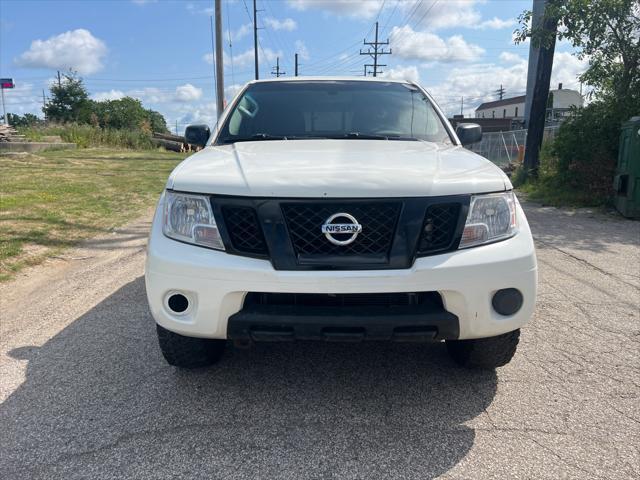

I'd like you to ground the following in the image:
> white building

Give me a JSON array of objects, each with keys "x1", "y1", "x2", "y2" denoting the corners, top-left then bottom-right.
[{"x1": 475, "y1": 84, "x2": 583, "y2": 121}]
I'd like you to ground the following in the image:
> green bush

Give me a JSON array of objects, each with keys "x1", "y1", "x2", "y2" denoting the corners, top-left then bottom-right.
[
  {"x1": 18, "y1": 124, "x2": 157, "y2": 150},
  {"x1": 550, "y1": 102, "x2": 622, "y2": 200}
]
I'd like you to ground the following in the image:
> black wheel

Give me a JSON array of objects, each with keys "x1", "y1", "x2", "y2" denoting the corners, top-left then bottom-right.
[
  {"x1": 446, "y1": 329, "x2": 520, "y2": 369},
  {"x1": 156, "y1": 324, "x2": 226, "y2": 368}
]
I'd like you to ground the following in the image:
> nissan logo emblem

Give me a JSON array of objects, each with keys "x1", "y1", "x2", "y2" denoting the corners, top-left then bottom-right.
[{"x1": 321, "y1": 213, "x2": 362, "y2": 246}]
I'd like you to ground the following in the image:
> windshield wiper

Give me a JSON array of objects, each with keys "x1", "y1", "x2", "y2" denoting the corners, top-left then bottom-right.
[
  {"x1": 220, "y1": 133, "x2": 331, "y2": 144},
  {"x1": 330, "y1": 132, "x2": 418, "y2": 141},
  {"x1": 343, "y1": 132, "x2": 390, "y2": 140},
  {"x1": 219, "y1": 133, "x2": 285, "y2": 144}
]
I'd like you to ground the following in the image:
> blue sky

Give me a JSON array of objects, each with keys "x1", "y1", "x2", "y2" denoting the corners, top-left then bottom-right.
[{"x1": 0, "y1": 0, "x2": 586, "y2": 133}]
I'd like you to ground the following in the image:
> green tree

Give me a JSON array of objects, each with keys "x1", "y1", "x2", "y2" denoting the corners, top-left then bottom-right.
[
  {"x1": 7, "y1": 113, "x2": 41, "y2": 127},
  {"x1": 43, "y1": 71, "x2": 91, "y2": 123},
  {"x1": 515, "y1": 0, "x2": 640, "y2": 105},
  {"x1": 515, "y1": 0, "x2": 640, "y2": 204},
  {"x1": 146, "y1": 109, "x2": 169, "y2": 133}
]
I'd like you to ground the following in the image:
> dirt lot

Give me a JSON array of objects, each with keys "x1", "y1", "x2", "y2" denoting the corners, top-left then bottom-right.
[{"x1": 0, "y1": 201, "x2": 638, "y2": 479}]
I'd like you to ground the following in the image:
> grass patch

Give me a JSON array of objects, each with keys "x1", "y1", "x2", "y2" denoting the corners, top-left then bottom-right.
[
  {"x1": 516, "y1": 177, "x2": 610, "y2": 208},
  {"x1": 511, "y1": 140, "x2": 612, "y2": 208},
  {"x1": 0, "y1": 148, "x2": 185, "y2": 281},
  {"x1": 18, "y1": 124, "x2": 158, "y2": 150}
]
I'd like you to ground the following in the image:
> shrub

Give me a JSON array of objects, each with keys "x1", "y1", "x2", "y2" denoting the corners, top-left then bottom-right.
[
  {"x1": 550, "y1": 101, "x2": 622, "y2": 200},
  {"x1": 18, "y1": 124, "x2": 157, "y2": 150}
]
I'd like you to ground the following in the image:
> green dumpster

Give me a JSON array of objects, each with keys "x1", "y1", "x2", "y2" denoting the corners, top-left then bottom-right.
[{"x1": 613, "y1": 116, "x2": 640, "y2": 218}]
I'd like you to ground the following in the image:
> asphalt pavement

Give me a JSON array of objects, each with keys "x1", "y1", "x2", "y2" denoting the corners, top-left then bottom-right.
[{"x1": 1, "y1": 201, "x2": 639, "y2": 479}]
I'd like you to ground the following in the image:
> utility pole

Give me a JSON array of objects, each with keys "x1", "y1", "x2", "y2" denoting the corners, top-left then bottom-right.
[
  {"x1": 42, "y1": 89, "x2": 46, "y2": 120},
  {"x1": 524, "y1": 0, "x2": 545, "y2": 127},
  {"x1": 57, "y1": 71, "x2": 61, "y2": 88},
  {"x1": 175, "y1": 120, "x2": 178, "y2": 135},
  {"x1": 214, "y1": 0, "x2": 224, "y2": 118},
  {"x1": 495, "y1": 84, "x2": 505, "y2": 100},
  {"x1": 271, "y1": 57, "x2": 285, "y2": 77},
  {"x1": 253, "y1": 0, "x2": 259, "y2": 80},
  {"x1": 360, "y1": 21, "x2": 391, "y2": 77},
  {"x1": 523, "y1": 0, "x2": 558, "y2": 178},
  {"x1": 460, "y1": 96, "x2": 464, "y2": 116},
  {"x1": 294, "y1": 53, "x2": 299, "y2": 76},
  {"x1": 1, "y1": 88, "x2": 6, "y2": 125}
]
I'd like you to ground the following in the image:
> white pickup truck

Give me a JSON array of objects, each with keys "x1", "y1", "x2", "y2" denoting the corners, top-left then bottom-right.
[{"x1": 145, "y1": 77, "x2": 537, "y2": 369}]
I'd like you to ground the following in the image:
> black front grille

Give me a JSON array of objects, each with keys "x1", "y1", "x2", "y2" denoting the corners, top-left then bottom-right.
[
  {"x1": 418, "y1": 203, "x2": 461, "y2": 254},
  {"x1": 244, "y1": 291, "x2": 443, "y2": 309},
  {"x1": 221, "y1": 206, "x2": 268, "y2": 255},
  {"x1": 213, "y1": 195, "x2": 467, "y2": 270},
  {"x1": 281, "y1": 202, "x2": 401, "y2": 257}
]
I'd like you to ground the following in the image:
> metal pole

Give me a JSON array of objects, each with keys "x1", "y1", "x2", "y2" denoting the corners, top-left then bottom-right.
[
  {"x1": 373, "y1": 21, "x2": 379, "y2": 77},
  {"x1": 523, "y1": 0, "x2": 557, "y2": 177},
  {"x1": 294, "y1": 53, "x2": 298, "y2": 77},
  {"x1": 214, "y1": 0, "x2": 225, "y2": 117},
  {"x1": 1, "y1": 88, "x2": 7, "y2": 125},
  {"x1": 524, "y1": 0, "x2": 545, "y2": 128},
  {"x1": 253, "y1": 0, "x2": 259, "y2": 80}
]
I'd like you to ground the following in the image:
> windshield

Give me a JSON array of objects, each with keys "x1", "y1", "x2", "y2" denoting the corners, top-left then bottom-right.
[{"x1": 216, "y1": 80, "x2": 453, "y2": 145}]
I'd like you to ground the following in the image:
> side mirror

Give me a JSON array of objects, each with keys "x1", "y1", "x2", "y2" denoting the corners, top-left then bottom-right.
[
  {"x1": 456, "y1": 123, "x2": 482, "y2": 146},
  {"x1": 185, "y1": 124, "x2": 211, "y2": 147}
]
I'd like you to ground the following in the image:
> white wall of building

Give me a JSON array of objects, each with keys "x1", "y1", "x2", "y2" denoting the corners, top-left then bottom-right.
[
  {"x1": 475, "y1": 88, "x2": 583, "y2": 119},
  {"x1": 476, "y1": 102, "x2": 525, "y2": 119}
]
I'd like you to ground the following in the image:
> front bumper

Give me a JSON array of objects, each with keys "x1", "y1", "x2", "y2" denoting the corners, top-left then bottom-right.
[{"x1": 145, "y1": 198, "x2": 537, "y2": 341}]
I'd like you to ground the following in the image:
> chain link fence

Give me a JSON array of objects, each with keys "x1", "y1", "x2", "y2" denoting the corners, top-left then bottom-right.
[{"x1": 468, "y1": 126, "x2": 560, "y2": 166}]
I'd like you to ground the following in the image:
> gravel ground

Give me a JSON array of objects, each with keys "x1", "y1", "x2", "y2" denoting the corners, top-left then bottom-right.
[{"x1": 1, "y1": 202, "x2": 638, "y2": 479}]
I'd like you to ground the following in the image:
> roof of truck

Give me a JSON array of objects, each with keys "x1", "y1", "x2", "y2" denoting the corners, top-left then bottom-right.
[{"x1": 247, "y1": 76, "x2": 412, "y2": 84}]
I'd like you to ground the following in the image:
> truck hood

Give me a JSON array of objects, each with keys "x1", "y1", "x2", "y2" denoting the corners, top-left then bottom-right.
[{"x1": 168, "y1": 139, "x2": 510, "y2": 197}]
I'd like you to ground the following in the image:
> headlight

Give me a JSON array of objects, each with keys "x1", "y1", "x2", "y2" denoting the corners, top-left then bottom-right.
[
  {"x1": 162, "y1": 191, "x2": 225, "y2": 250},
  {"x1": 459, "y1": 191, "x2": 517, "y2": 249}
]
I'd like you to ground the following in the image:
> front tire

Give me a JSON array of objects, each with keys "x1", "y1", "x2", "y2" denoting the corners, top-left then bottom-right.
[
  {"x1": 446, "y1": 329, "x2": 520, "y2": 369},
  {"x1": 156, "y1": 324, "x2": 226, "y2": 368}
]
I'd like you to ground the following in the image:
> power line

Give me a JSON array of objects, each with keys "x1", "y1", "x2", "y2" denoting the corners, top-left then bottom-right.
[
  {"x1": 412, "y1": 0, "x2": 441, "y2": 31},
  {"x1": 225, "y1": 0, "x2": 236, "y2": 86}
]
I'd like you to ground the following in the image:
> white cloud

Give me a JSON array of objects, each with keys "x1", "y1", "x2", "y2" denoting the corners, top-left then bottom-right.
[
  {"x1": 174, "y1": 101, "x2": 218, "y2": 130},
  {"x1": 225, "y1": 84, "x2": 244, "y2": 100},
  {"x1": 264, "y1": 17, "x2": 297, "y2": 31},
  {"x1": 399, "y1": 0, "x2": 481, "y2": 31},
  {"x1": 227, "y1": 23, "x2": 252, "y2": 41},
  {"x1": 499, "y1": 51, "x2": 523, "y2": 63},
  {"x1": 474, "y1": 17, "x2": 516, "y2": 30},
  {"x1": 424, "y1": 50, "x2": 587, "y2": 116},
  {"x1": 15, "y1": 29, "x2": 107, "y2": 75},
  {"x1": 129, "y1": 87, "x2": 169, "y2": 104},
  {"x1": 92, "y1": 89, "x2": 125, "y2": 101},
  {"x1": 381, "y1": 66, "x2": 420, "y2": 83},
  {"x1": 550, "y1": 51, "x2": 587, "y2": 90},
  {"x1": 175, "y1": 83, "x2": 203, "y2": 102},
  {"x1": 186, "y1": 2, "x2": 213, "y2": 15},
  {"x1": 287, "y1": 0, "x2": 382, "y2": 18},
  {"x1": 3, "y1": 82, "x2": 42, "y2": 117},
  {"x1": 206, "y1": 47, "x2": 283, "y2": 68},
  {"x1": 295, "y1": 40, "x2": 310, "y2": 61},
  {"x1": 390, "y1": 26, "x2": 484, "y2": 63},
  {"x1": 92, "y1": 83, "x2": 206, "y2": 105}
]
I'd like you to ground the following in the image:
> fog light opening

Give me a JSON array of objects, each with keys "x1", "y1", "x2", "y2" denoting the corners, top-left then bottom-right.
[
  {"x1": 492, "y1": 288, "x2": 523, "y2": 316},
  {"x1": 167, "y1": 293, "x2": 189, "y2": 314}
]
